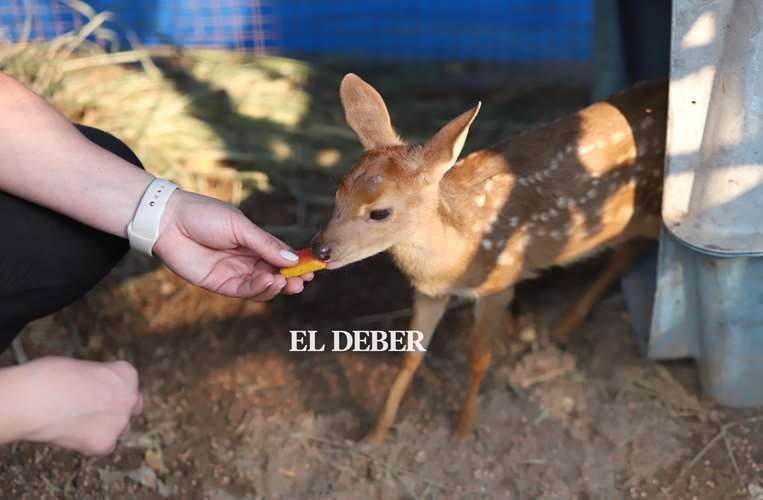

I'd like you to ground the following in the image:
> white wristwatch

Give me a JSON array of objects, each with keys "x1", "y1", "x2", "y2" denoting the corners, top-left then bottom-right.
[{"x1": 127, "y1": 178, "x2": 179, "y2": 256}]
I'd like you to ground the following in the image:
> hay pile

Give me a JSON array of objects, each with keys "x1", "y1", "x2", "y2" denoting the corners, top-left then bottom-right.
[{"x1": 0, "y1": 5, "x2": 360, "y2": 237}]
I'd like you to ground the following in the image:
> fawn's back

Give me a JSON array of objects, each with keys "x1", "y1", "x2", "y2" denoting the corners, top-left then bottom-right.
[{"x1": 422, "y1": 79, "x2": 667, "y2": 296}]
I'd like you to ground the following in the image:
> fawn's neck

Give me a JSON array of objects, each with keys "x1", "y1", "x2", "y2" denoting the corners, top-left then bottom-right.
[
  {"x1": 388, "y1": 192, "x2": 474, "y2": 296},
  {"x1": 388, "y1": 151, "x2": 513, "y2": 296}
]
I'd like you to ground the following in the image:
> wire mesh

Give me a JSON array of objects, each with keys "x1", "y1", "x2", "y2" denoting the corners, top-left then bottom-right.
[{"x1": 1, "y1": 0, "x2": 592, "y2": 61}]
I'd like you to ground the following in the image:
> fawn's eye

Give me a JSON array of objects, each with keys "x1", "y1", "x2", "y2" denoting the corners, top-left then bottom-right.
[{"x1": 369, "y1": 208, "x2": 392, "y2": 221}]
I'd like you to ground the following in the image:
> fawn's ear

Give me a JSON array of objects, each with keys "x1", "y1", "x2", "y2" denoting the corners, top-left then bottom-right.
[
  {"x1": 421, "y1": 102, "x2": 481, "y2": 180},
  {"x1": 340, "y1": 73, "x2": 403, "y2": 150}
]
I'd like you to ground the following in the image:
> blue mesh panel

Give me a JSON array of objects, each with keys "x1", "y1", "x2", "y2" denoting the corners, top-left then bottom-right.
[{"x1": 0, "y1": 0, "x2": 592, "y2": 61}]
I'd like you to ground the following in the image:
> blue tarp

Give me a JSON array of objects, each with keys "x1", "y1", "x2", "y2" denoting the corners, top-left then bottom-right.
[{"x1": 1, "y1": 0, "x2": 592, "y2": 61}]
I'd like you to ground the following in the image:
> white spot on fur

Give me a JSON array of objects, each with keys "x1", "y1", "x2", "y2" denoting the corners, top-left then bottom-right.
[
  {"x1": 474, "y1": 194, "x2": 486, "y2": 207},
  {"x1": 550, "y1": 230, "x2": 563, "y2": 240},
  {"x1": 518, "y1": 177, "x2": 528, "y2": 186},
  {"x1": 484, "y1": 213, "x2": 498, "y2": 232},
  {"x1": 612, "y1": 131, "x2": 625, "y2": 142},
  {"x1": 498, "y1": 253, "x2": 514, "y2": 265},
  {"x1": 508, "y1": 216, "x2": 519, "y2": 227},
  {"x1": 481, "y1": 239, "x2": 493, "y2": 250},
  {"x1": 578, "y1": 144, "x2": 595, "y2": 155}
]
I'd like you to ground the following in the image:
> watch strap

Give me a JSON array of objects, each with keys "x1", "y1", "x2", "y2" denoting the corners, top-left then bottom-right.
[{"x1": 127, "y1": 178, "x2": 178, "y2": 256}]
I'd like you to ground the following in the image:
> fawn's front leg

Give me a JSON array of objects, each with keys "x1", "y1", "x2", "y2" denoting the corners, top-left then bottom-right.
[
  {"x1": 453, "y1": 287, "x2": 514, "y2": 441},
  {"x1": 365, "y1": 292, "x2": 449, "y2": 445}
]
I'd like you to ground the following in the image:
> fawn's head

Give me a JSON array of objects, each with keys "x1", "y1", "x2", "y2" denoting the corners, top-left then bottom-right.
[{"x1": 313, "y1": 74, "x2": 480, "y2": 269}]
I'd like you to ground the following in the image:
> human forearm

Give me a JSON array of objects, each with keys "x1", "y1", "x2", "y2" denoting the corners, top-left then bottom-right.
[{"x1": 0, "y1": 73, "x2": 154, "y2": 237}]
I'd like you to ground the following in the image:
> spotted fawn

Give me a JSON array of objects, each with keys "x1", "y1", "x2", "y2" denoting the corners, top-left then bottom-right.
[{"x1": 312, "y1": 74, "x2": 667, "y2": 443}]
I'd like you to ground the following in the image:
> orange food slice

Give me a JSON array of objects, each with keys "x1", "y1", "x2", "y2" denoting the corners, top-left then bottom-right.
[{"x1": 280, "y1": 248, "x2": 327, "y2": 278}]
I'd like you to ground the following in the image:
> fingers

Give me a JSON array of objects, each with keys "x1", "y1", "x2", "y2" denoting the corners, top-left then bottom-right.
[
  {"x1": 281, "y1": 277, "x2": 305, "y2": 295},
  {"x1": 250, "y1": 275, "x2": 287, "y2": 301},
  {"x1": 107, "y1": 360, "x2": 139, "y2": 391},
  {"x1": 234, "y1": 269, "x2": 282, "y2": 298},
  {"x1": 132, "y1": 393, "x2": 144, "y2": 416},
  {"x1": 237, "y1": 218, "x2": 299, "y2": 268}
]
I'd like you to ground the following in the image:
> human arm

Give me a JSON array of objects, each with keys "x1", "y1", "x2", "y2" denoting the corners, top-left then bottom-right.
[{"x1": 0, "y1": 73, "x2": 310, "y2": 298}]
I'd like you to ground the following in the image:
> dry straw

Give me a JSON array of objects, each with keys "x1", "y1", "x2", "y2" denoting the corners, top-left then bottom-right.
[{"x1": 1, "y1": 1, "x2": 354, "y2": 238}]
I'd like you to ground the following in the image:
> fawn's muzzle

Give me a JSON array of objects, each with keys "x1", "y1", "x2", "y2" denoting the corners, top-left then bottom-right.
[{"x1": 311, "y1": 237, "x2": 332, "y2": 261}]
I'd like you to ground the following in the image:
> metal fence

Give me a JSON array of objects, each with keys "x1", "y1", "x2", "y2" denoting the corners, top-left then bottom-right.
[{"x1": 1, "y1": 0, "x2": 593, "y2": 61}]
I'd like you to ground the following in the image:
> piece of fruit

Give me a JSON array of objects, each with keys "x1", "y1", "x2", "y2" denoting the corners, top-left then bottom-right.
[{"x1": 280, "y1": 248, "x2": 327, "y2": 278}]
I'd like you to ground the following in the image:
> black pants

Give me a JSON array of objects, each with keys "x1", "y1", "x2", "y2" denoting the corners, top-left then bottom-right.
[{"x1": 0, "y1": 125, "x2": 143, "y2": 352}]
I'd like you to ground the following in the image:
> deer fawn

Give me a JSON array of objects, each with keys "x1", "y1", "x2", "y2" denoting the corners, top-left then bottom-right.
[{"x1": 313, "y1": 74, "x2": 666, "y2": 443}]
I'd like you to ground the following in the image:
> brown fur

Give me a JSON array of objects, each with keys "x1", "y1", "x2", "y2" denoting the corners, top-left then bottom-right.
[{"x1": 318, "y1": 74, "x2": 668, "y2": 443}]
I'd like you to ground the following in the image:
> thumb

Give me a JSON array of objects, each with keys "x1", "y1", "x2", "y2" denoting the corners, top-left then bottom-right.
[{"x1": 238, "y1": 219, "x2": 299, "y2": 267}]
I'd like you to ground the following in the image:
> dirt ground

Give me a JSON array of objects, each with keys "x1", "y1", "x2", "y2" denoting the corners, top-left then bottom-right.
[
  {"x1": 2, "y1": 68, "x2": 763, "y2": 499},
  {"x1": 2, "y1": 250, "x2": 763, "y2": 500}
]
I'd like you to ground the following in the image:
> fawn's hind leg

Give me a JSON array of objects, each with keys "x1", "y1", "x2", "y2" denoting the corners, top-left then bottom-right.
[
  {"x1": 453, "y1": 287, "x2": 514, "y2": 441},
  {"x1": 551, "y1": 240, "x2": 649, "y2": 342},
  {"x1": 365, "y1": 292, "x2": 449, "y2": 445}
]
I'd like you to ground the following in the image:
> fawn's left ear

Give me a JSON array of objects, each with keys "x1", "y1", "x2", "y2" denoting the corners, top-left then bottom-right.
[{"x1": 421, "y1": 102, "x2": 481, "y2": 181}]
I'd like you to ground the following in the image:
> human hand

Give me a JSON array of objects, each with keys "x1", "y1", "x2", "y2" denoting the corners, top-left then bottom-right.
[
  {"x1": 11, "y1": 357, "x2": 142, "y2": 456},
  {"x1": 153, "y1": 190, "x2": 313, "y2": 300}
]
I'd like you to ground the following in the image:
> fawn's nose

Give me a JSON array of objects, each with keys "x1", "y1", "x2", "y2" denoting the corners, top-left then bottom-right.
[{"x1": 311, "y1": 237, "x2": 332, "y2": 261}]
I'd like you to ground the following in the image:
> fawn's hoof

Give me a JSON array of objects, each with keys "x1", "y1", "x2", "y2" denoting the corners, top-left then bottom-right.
[
  {"x1": 550, "y1": 321, "x2": 576, "y2": 343},
  {"x1": 363, "y1": 428, "x2": 388, "y2": 445},
  {"x1": 451, "y1": 426, "x2": 474, "y2": 443},
  {"x1": 452, "y1": 416, "x2": 475, "y2": 442}
]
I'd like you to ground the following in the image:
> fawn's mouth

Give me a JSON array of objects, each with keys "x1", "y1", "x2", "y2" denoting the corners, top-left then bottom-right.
[
  {"x1": 325, "y1": 258, "x2": 350, "y2": 270},
  {"x1": 322, "y1": 241, "x2": 395, "y2": 270},
  {"x1": 324, "y1": 250, "x2": 372, "y2": 270}
]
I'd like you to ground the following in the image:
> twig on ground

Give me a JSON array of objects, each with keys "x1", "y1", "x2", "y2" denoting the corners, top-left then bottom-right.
[{"x1": 672, "y1": 416, "x2": 763, "y2": 489}]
